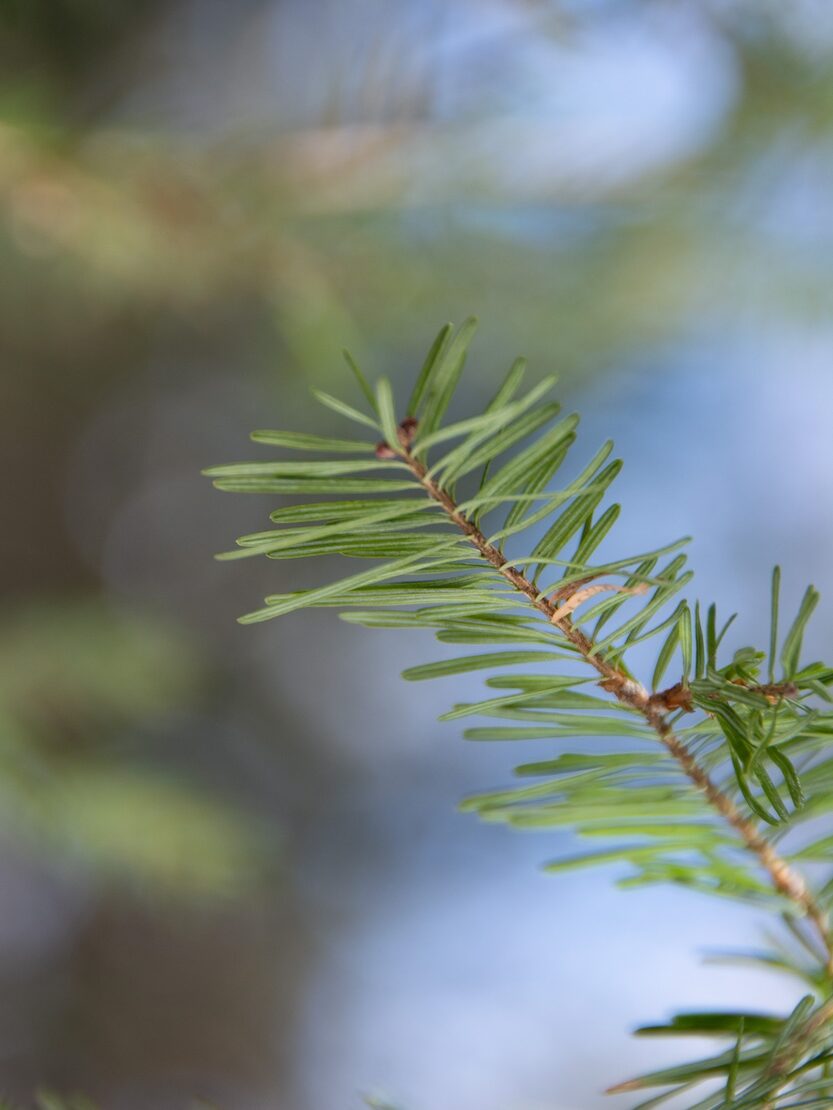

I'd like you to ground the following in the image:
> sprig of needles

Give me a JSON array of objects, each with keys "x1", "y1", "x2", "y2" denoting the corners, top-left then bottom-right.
[{"x1": 206, "y1": 319, "x2": 833, "y2": 1107}]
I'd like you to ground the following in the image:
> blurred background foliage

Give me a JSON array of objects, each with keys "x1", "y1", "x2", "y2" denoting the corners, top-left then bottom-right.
[{"x1": 1, "y1": 1, "x2": 833, "y2": 1107}]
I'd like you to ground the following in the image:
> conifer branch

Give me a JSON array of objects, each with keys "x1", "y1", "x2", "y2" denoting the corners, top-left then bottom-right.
[
  {"x1": 399, "y1": 444, "x2": 833, "y2": 980},
  {"x1": 207, "y1": 319, "x2": 833, "y2": 1106}
]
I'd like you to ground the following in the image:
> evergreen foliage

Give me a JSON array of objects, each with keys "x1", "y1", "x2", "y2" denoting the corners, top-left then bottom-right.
[{"x1": 207, "y1": 321, "x2": 833, "y2": 1107}]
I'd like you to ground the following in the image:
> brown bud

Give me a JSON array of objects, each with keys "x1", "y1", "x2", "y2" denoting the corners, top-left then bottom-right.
[
  {"x1": 375, "y1": 441, "x2": 397, "y2": 459},
  {"x1": 398, "y1": 416, "x2": 418, "y2": 449},
  {"x1": 660, "y1": 682, "x2": 694, "y2": 713}
]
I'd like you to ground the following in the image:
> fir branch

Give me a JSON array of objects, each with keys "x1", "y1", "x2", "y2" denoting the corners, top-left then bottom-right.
[
  {"x1": 207, "y1": 319, "x2": 833, "y2": 1106},
  {"x1": 397, "y1": 441, "x2": 833, "y2": 977}
]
